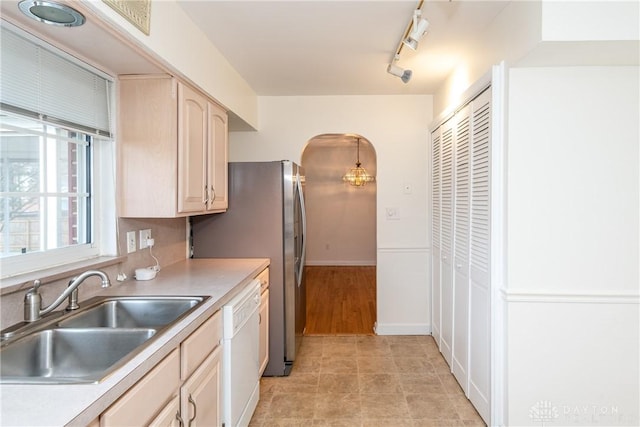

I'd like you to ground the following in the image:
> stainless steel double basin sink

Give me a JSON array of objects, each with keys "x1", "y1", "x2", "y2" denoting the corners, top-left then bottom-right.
[{"x1": 0, "y1": 296, "x2": 208, "y2": 384}]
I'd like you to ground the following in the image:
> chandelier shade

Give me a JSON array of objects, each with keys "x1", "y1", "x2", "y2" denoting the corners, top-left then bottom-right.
[{"x1": 343, "y1": 138, "x2": 375, "y2": 187}]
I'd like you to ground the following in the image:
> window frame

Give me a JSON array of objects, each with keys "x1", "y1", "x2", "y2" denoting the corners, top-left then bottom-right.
[
  {"x1": 0, "y1": 23, "x2": 117, "y2": 283},
  {"x1": 0, "y1": 116, "x2": 117, "y2": 280}
]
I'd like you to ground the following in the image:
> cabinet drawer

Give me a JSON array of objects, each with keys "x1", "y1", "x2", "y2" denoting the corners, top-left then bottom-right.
[
  {"x1": 101, "y1": 348, "x2": 179, "y2": 427},
  {"x1": 181, "y1": 310, "x2": 222, "y2": 380}
]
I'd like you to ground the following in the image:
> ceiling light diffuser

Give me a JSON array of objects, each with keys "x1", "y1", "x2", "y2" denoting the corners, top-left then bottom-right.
[{"x1": 18, "y1": 1, "x2": 85, "y2": 27}]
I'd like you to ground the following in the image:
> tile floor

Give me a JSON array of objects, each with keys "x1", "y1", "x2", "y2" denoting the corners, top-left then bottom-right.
[{"x1": 250, "y1": 335, "x2": 486, "y2": 426}]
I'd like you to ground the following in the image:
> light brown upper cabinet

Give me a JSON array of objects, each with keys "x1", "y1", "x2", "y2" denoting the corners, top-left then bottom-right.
[{"x1": 118, "y1": 75, "x2": 228, "y2": 217}]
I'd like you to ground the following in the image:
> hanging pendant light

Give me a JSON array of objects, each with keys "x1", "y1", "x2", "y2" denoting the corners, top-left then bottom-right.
[{"x1": 343, "y1": 138, "x2": 375, "y2": 187}]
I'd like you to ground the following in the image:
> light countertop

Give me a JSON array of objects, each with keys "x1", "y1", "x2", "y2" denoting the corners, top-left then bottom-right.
[{"x1": 0, "y1": 257, "x2": 269, "y2": 427}]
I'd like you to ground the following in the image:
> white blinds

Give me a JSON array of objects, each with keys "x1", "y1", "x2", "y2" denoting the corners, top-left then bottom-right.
[{"x1": 0, "y1": 23, "x2": 113, "y2": 137}]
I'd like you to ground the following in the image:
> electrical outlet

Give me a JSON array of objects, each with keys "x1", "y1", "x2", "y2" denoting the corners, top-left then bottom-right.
[
  {"x1": 139, "y1": 229, "x2": 152, "y2": 249},
  {"x1": 126, "y1": 231, "x2": 136, "y2": 253}
]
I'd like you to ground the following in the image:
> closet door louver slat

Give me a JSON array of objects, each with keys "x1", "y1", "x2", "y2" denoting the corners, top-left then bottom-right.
[
  {"x1": 470, "y1": 102, "x2": 491, "y2": 279},
  {"x1": 432, "y1": 133, "x2": 441, "y2": 248},
  {"x1": 441, "y1": 127, "x2": 454, "y2": 256},
  {"x1": 454, "y1": 115, "x2": 470, "y2": 267}
]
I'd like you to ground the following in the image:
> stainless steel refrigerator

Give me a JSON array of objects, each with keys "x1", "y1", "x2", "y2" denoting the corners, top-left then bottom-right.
[{"x1": 191, "y1": 161, "x2": 306, "y2": 376}]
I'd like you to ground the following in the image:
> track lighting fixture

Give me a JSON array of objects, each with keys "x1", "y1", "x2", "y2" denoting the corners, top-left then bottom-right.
[
  {"x1": 403, "y1": 9, "x2": 429, "y2": 50},
  {"x1": 386, "y1": 0, "x2": 426, "y2": 84},
  {"x1": 387, "y1": 63, "x2": 412, "y2": 84}
]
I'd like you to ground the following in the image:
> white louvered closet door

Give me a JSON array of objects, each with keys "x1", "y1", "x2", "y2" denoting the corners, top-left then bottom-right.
[
  {"x1": 452, "y1": 106, "x2": 471, "y2": 393},
  {"x1": 468, "y1": 87, "x2": 492, "y2": 423},
  {"x1": 430, "y1": 85, "x2": 492, "y2": 425},
  {"x1": 431, "y1": 128, "x2": 442, "y2": 347},
  {"x1": 439, "y1": 120, "x2": 455, "y2": 366}
]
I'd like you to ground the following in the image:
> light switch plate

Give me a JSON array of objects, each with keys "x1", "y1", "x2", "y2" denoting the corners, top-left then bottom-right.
[{"x1": 385, "y1": 207, "x2": 400, "y2": 220}]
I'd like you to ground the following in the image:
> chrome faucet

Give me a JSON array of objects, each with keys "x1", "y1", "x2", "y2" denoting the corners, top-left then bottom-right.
[{"x1": 24, "y1": 270, "x2": 111, "y2": 322}]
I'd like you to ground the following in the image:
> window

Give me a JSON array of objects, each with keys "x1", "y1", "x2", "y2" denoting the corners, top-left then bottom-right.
[
  {"x1": 0, "y1": 22, "x2": 115, "y2": 280},
  {"x1": 1, "y1": 115, "x2": 91, "y2": 253}
]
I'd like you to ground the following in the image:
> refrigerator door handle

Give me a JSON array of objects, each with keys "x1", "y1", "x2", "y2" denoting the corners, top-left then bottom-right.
[{"x1": 296, "y1": 171, "x2": 307, "y2": 287}]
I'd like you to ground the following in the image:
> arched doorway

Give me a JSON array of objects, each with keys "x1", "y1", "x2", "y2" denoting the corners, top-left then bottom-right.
[{"x1": 301, "y1": 133, "x2": 377, "y2": 334}]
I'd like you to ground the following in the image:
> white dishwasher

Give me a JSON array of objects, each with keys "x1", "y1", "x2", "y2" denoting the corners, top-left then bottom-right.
[{"x1": 222, "y1": 279, "x2": 261, "y2": 427}]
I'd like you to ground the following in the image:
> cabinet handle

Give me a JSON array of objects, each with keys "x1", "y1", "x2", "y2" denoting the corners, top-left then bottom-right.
[
  {"x1": 188, "y1": 394, "x2": 197, "y2": 426},
  {"x1": 203, "y1": 185, "x2": 209, "y2": 205},
  {"x1": 176, "y1": 411, "x2": 184, "y2": 427},
  {"x1": 210, "y1": 185, "x2": 216, "y2": 202},
  {"x1": 259, "y1": 313, "x2": 262, "y2": 324}
]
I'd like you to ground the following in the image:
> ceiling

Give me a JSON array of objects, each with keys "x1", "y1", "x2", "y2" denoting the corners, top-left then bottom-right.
[
  {"x1": 177, "y1": 0, "x2": 511, "y2": 96},
  {"x1": 0, "y1": 0, "x2": 510, "y2": 98}
]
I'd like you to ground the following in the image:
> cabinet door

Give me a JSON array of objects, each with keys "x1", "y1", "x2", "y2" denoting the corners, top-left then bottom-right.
[
  {"x1": 207, "y1": 102, "x2": 228, "y2": 212},
  {"x1": 149, "y1": 395, "x2": 181, "y2": 427},
  {"x1": 181, "y1": 347, "x2": 222, "y2": 427},
  {"x1": 178, "y1": 82, "x2": 208, "y2": 214},
  {"x1": 259, "y1": 289, "x2": 270, "y2": 376}
]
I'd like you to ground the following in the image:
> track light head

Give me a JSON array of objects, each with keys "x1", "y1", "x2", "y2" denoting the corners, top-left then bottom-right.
[
  {"x1": 403, "y1": 10, "x2": 430, "y2": 50},
  {"x1": 387, "y1": 64, "x2": 412, "y2": 84}
]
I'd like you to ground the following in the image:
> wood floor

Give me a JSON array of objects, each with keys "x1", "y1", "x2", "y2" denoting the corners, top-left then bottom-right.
[{"x1": 305, "y1": 266, "x2": 376, "y2": 335}]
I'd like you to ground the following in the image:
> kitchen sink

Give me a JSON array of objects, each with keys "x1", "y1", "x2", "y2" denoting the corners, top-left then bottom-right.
[
  {"x1": 0, "y1": 328, "x2": 156, "y2": 384},
  {"x1": 0, "y1": 295, "x2": 208, "y2": 384},
  {"x1": 58, "y1": 297, "x2": 204, "y2": 329}
]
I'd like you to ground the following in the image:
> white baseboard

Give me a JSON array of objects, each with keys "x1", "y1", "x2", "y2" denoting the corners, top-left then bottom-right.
[{"x1": 374, "y1": 322, "x2": 431, "y2": 335}]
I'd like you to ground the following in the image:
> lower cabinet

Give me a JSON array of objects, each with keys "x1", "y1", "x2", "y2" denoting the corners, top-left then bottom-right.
[
  {"x1": 100, "y1": 310, "x2": 222, "y2": 427},
  {"x1": 179, "y1": 347, "x2": 221, "y2": 426}
]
